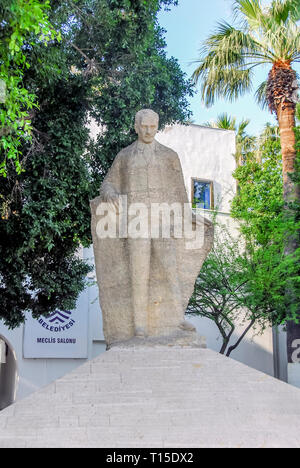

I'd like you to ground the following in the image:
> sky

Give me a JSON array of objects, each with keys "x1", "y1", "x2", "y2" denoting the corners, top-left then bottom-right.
[{"x1": 158, "y1": 0, "x2": 300, "y2": 136}]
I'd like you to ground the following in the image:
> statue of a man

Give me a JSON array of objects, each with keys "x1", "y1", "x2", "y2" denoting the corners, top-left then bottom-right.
[{"x1": 90, "y1": 109, "x2": 214, "y2": 346}]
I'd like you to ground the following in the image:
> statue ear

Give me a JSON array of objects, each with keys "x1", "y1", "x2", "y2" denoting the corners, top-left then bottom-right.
[{"x1": 134, "y1": 123, "x2": 139, "y2": 134}]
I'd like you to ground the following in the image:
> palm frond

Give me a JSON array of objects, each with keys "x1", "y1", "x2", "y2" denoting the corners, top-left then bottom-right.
[
  {"x1": 233, "y1": 0, "x2": 263, "y2": 23},
  {"x1": 233, "y1": 0, "x2": 271, "y2": 32},
  {"x1": 237, "y1": 118, "x2": 251, "y2": 134},
  {"x1": 290, "y1": 0, "x2": 300, "y2": 21},
  {"x1": 255, "y1": 80, "x2": 268, "y2": 110},
  {"x1": 200, "y1": 113, "x2": 256, "y2": 165},
  {"x1": 194, "y1": 21, "x2": 277, "y2": 83},
  {"x1": 258, "y1": 122, "x2": 280, "y2": 144},
  {"x1": 202, "y1": 120, "x2": 214, "y2": 128},
  {"x1": 192, "y1": 21, "x2": 274, "y2": 107},
  {"x1": 276, "y1": 0, "x2": 300, "y2": 22},
  {"x1": 270, "y1": 0, "x2": 293, "y2": 24},
  {"x1": 216, "y1": 113, "x2": 237, "y2": 130},
  {"x1": 193, "y1": 0, "x2": 300, "y2": 108},
  {"x1": 204, "y1": 21, "x2": 275, "y2": 62},
  {"x1": 197, "y1": 66, "x2": 253, "y2": 107},
  {"x1": 202, "y1": 114, "x2": 237, "y2": 130}
]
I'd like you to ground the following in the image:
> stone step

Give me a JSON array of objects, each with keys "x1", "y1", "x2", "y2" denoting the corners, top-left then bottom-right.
[{"x1": 1, "y1": 346, "x2": 300, "y2": 447}]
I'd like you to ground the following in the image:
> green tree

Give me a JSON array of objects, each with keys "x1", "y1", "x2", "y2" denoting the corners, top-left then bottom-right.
[
  {"x1": 231, "y1": 122, "x2": 284, "y2": 243},
  {"x1": 0, "y1": 0, "x2": 59, "y2": 176},
  {"x1": 193, "y1": 0, "x2": 300, "y2": 362},
  {"x1": 0, "y1": 0, "x2": 194, "y2": 328},
  {"x1": 0, "y1": 67, "x2": 93, "y2": 328},
  {"x1": 77, "y1": 0, "x2": 193, "y2": 190},
  {"x1": 189, "y1": 121, "x2": 300, "y2": 357},
  {"x1": 187, "y1": 211, "x2": 299, "y2": 357},
  {"x1": 187, "y1": 222, "x2": 263, "y2": 356},
  {"x1": 231, "y1": 123, "x2": 300, "y2": 323}
]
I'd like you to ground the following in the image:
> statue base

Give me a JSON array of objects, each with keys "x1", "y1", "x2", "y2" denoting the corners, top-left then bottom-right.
[{"x1": 107, "y1": 329, "x2": 206, "y2": 350}]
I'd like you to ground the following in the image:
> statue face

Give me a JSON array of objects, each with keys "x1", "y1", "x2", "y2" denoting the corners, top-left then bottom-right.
[{"x1": 135, "y1": 115, "x2": 158, "y2": 144}]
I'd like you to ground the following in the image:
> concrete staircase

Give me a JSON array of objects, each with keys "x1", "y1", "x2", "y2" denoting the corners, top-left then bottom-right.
[{"x1": 1, "y1": 346, "x2": 300, "y2": 448}]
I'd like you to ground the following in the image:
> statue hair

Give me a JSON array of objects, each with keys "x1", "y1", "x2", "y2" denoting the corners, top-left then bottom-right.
[{"x1": 135, "y1": 109, "x2": 159, "y2": 125}]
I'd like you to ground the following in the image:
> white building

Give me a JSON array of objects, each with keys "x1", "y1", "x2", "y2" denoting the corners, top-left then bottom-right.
[{"x1": 0, "y1": 124, "x2": 276, "y2": 410}]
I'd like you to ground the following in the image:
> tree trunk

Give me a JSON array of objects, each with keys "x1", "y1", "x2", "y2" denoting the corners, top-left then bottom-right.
[
  {"x1": 226, "y1": 319, "x2": 255, "y2": 357},
  {"x1": 219, "y1": 340, "x2": 229, "y2": 355},
  {"x1": 277, "y1": 103, "x2": 297, "y2": 203},
  {"x1": 277, "y1": 102, "x2": 300, "y2": 366}
]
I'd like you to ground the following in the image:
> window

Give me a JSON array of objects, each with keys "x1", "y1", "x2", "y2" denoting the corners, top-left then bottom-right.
[{"x1": 192, "y1": 179, "x2": 214, "y2": 210}]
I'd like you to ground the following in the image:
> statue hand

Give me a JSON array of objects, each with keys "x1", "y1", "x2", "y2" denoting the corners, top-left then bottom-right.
[
  {"x1": 105, "y1": 193, "x2": 120, "y2": 213},
  {"x1": 100, "y1": 182, "x2": 120, "y2": 213}
]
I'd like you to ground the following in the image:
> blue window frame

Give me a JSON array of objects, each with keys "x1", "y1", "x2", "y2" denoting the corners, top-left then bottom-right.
[{"x1": 192, "y1": 179, "x2": 213, "y2": 210}]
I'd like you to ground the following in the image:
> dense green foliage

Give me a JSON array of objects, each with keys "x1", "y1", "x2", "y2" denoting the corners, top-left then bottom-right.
[
  {"x1": 0, "y1": 72, "x2": 93, "y2": 328},
  {"x1": 81, "y1": 0, "x2": 193, "y2": 189},
  {"x1": 231, "y1": 124, "x2": 300, "y2": 324},
  {"x1": 0, "y1": 0, "x2": 194, "y2": 328},
  {"x1": 231, "y1": 126, "x2": 284, "y2": 243},
  {"x1": 188, "y1": 123, "x2": 300, "y2": 355},
  {"x1": 0, "y1": 0, "x2": 59, "y2": 176}
]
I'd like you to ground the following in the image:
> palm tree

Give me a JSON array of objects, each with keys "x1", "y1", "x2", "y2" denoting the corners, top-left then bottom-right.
[
  {"x1": 193, "y1": 0, "x2": 300, "y2": 202},
  {"x1": 203, "y1": 112, "x2": 256, "y2": 164},
  {"x1": 193, "y1": 0, "x2": 300, "y2": 377}
]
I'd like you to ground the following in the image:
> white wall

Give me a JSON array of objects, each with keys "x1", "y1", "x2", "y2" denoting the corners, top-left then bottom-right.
[
  {"x1": 157, "y1": 124, "x2": 274, "y2": 376},
  {"x1": 156, "y1": 124, "x2": 236, "y2": 212}
]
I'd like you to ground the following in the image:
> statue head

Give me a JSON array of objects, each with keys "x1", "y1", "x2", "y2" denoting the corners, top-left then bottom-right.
[{"x1": 134, "y1": 109, "x2": 159, "y2": 144}]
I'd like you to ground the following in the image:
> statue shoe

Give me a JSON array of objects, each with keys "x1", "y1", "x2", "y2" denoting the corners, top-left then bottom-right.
[
  {"x1": 179, "y1": 321, "x2": 196, "y2": 332},
  {"x1": 135, "y1": 327, "x2": 147, "y2": 338}
]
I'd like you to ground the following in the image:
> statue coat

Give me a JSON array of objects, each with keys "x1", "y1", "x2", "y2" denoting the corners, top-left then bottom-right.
[{"x1": 90, "y1": 139, "x2": 214, "y2": 346}]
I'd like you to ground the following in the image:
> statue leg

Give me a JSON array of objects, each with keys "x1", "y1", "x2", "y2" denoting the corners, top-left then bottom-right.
[
  {"x1": 152, "y1": 239, "x2": 184, "y2": 321},
  {"x1": 128, "y1": 238, "x2": 151, "y2": 337},
  {"x1": 152, "y1": 239, "x2": 196, "y2": 333}
]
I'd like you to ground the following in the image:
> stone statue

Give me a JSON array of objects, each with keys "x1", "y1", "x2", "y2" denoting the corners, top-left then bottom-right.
[{"x1": 90, "y1": 109, "x2": 214, "y2": 347}]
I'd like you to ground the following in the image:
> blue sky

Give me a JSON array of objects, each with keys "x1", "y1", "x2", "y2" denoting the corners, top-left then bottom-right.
[{"x1": 158, "y1": 0, "x2": 300, "y2": 136}]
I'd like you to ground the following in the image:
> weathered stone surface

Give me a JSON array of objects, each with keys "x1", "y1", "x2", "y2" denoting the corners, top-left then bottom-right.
[
  {"x1": 107, "y1": 329, "x2": 207, "y2": 350},
  {"x1": 1, "y1": 346, "x2": 300, "y2": 447},
  {"x1": 90, "y1": 109, "x2": 214, "y2": 346}
]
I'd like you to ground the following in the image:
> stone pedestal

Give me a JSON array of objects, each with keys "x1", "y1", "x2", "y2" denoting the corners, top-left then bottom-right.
[{"x1": 107, "y1": 329, "x2": 206, "y2": 350}]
